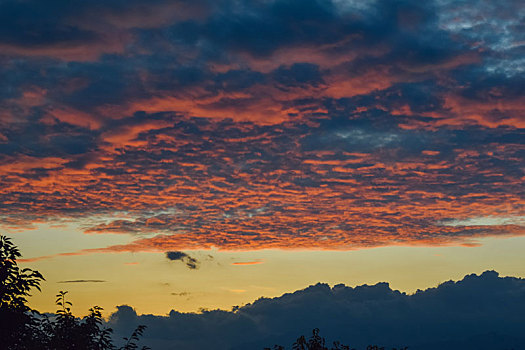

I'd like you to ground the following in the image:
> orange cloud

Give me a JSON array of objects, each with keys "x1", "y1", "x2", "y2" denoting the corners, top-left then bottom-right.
[
  {"x1": 0, "y1": 32, "x2": 129, "y2": 62},
  {"x1": 232, "y1": 260, "x2": 264, "y2": 265}
]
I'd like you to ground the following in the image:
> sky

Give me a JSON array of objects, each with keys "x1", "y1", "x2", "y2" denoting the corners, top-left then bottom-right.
[{"x1": 0, "y1": 0, "x2": 524, "y2": 320}]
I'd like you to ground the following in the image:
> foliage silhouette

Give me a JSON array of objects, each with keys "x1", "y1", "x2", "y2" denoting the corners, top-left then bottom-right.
[
  {"x1": 121, "y1": 325, "x2": 148, "y2": 350},
  {"x1": 265, "y1": 328, "x2": 408, "y2": 350},
  {"x1": 0, "y1": 235, "x2": 148, "y2": 350},
  {"x1": 1, "y1": 235, "x2": 45, "y2": 348}
]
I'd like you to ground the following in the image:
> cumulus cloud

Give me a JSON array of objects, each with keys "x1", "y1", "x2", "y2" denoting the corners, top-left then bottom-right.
[
  {"x1": 166, "y1": 251, "x2": 200, "y2": 269},
  {"x1": 108, "y1": 271, "x2": 525, "y2": 350}
]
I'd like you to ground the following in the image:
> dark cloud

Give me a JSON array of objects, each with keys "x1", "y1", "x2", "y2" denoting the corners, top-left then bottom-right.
[
  {"x1": 108, "y1": 271, "x2": 525, "y2": 349},
  {"x1": 166, "y1": 251, "x2": 200, "y2": 270},
  {"x1": 273, "y1": 63, "x2": 324, "y2": 87},
  {"x1": 57, "y1": 280, "x2": 106, "y2": 283},
  {"x1": 0, "y1": 1, "x2": 96, "y2": 47}
]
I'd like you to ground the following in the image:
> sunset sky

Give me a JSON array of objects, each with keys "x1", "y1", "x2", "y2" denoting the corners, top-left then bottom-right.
[{"x1": 1, "y1": 0, "x2": 524, "y2": 317}]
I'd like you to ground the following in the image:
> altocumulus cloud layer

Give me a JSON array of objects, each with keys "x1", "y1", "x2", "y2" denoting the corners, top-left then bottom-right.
[
  {"x1": 107, "y1": 271, "x2": 525, "y2": 350},
  {"x1": 0, "y1": 0, "x2": 524, "y2": 254}
]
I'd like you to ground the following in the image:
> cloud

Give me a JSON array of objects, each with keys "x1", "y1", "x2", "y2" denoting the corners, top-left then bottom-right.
[
  {"x1": 0, "y1": 0, "x2": 130, "y2": 60},
  {"x1": 1, "y1": 0, "x2": 524, "y2": 253},
  {"x1": 107, "y1": 271, "x2": 525, "y2": 349},
  {"x1": 57, "y1": 279, "x2": 106, "y2": 283},
  {"x1": 231, "y1": 260, "x2": 264, "y2": 266},
  {"x1": 166, "y1": 251, "x2": 200, "y2": 269}
]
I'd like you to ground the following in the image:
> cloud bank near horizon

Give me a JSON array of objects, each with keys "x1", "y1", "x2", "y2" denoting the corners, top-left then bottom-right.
[
  {"x1": 108, "y1": 271, "x2": 525, "y2": 350},
  {"x1": 0, "y1": 0, "x2": 523, "y2": 253}
]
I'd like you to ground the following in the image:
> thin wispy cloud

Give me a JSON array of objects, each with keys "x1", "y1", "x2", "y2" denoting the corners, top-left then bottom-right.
[
  {"x1": 57, "y1": 280, "x2": 107, "y2": 284},
  {"x1": 232, "y1": 260, "x2": 264, "y2": 266}
]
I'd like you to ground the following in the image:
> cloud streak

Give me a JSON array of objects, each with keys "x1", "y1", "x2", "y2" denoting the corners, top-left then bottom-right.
[
  {"x1": 232, "y1": 261, "x2": 264, "y2": 266},
  {"x1": 57, "y1": 280, "x2": 106, "y2": 283}
]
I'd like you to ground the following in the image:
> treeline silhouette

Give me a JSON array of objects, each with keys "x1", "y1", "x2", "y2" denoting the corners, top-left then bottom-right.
[
  {"x1": 264, "y1": 328, "x2": 408, "y2": 350},
  {"x1": 0, "y1": 235, "x2": 148, "y2": 350}
]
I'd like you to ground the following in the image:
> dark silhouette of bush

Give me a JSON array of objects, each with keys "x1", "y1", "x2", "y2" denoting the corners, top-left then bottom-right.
[
  {"x1": 265, "y1": 328, "x2": 408, "y2": 350},
  {"x1": 0, "y1": 235, "x2": 45, "y2": 348},
  {"x1": 0, "y1": 235, "x2": 149, "y2": 350}
]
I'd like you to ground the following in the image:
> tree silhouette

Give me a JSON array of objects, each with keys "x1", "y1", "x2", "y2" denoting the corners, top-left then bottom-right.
[
  {"x1": 0, "y1": 235, "x2": 45, "y2": 348},
  {"x1": 266, "y1": 328, "x2": 408, "y2": 350},
  {"x1": 120, "y1": 325, "x2": 149, "y2": 350},
  {"x1": 0, "y1": 234, "x2": 148, "y2": 350}
]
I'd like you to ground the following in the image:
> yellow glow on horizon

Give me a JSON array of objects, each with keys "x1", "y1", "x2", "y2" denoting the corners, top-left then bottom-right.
[{"x1": 9, "y1": 225, "x2": 525, "y2": 317}]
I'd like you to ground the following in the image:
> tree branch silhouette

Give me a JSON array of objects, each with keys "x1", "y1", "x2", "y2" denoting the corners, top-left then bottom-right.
[{"x1": 0, "y1": 234, "x2": 148, "y2": 350}]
